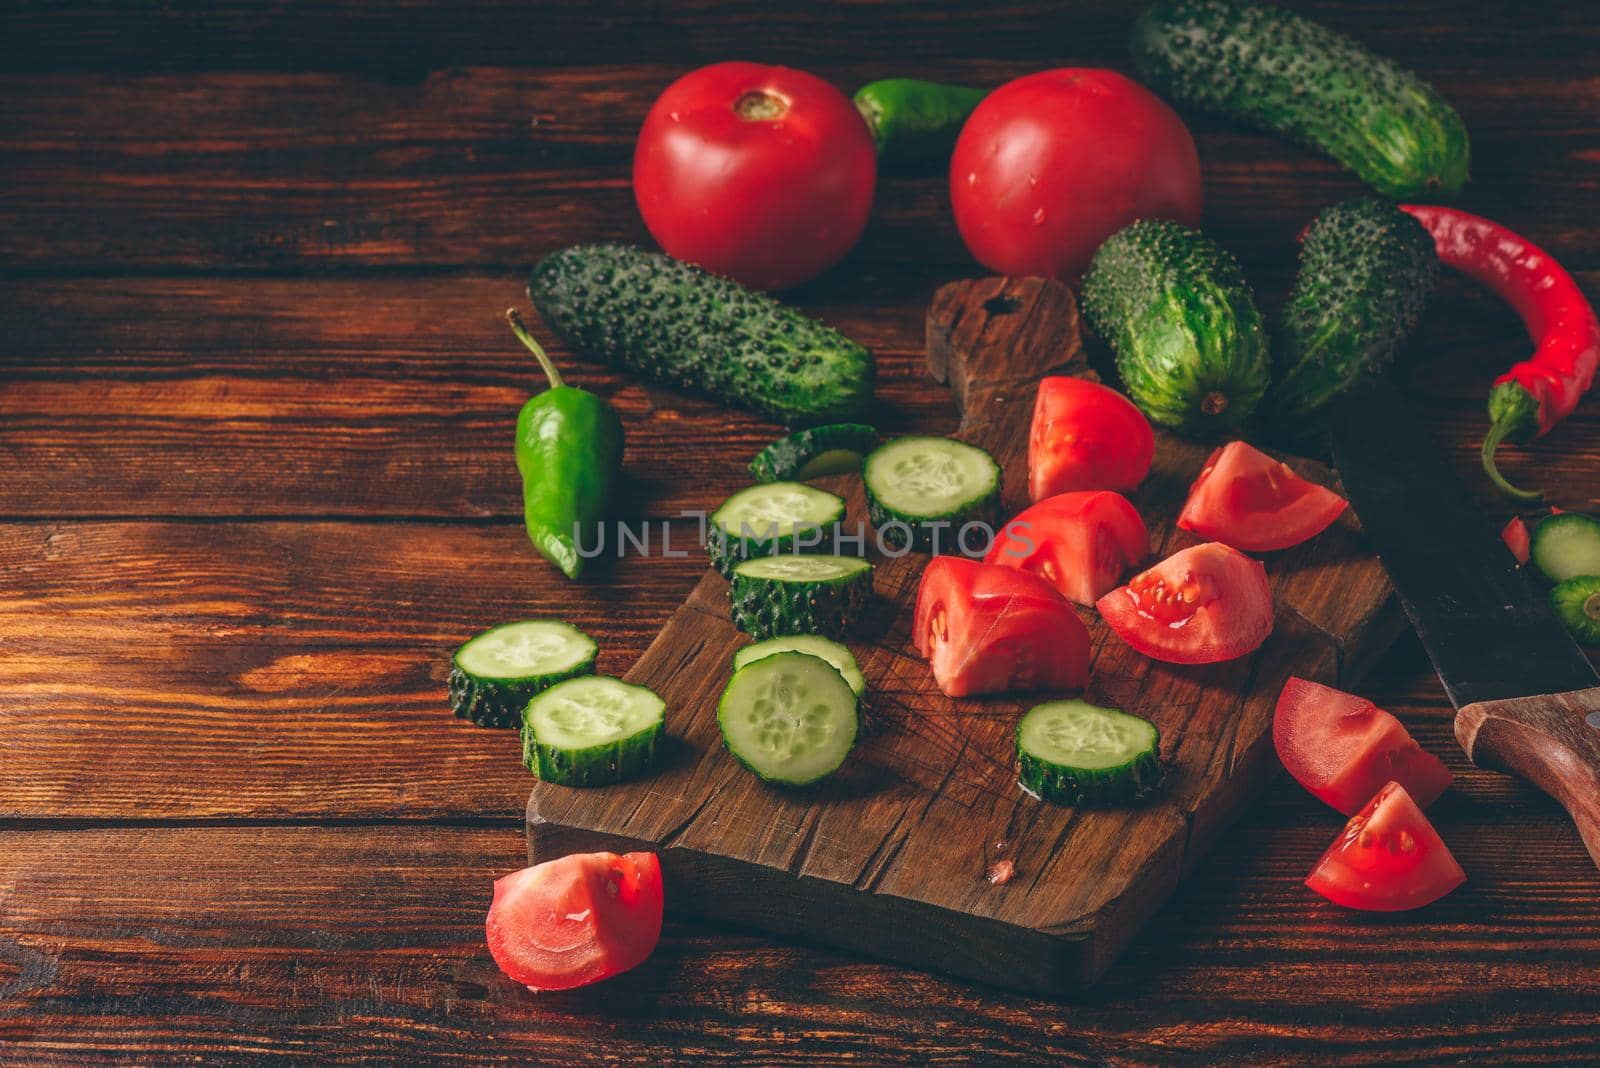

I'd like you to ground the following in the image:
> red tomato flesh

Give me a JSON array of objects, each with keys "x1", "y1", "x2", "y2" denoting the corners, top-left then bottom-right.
[
  {"x1": 1028, "y1": 377, "x2": 1155, "y2": 500},
  {"x1": 1274, "y1": 677, "x2": 1453, "y2": 816},
  {"x1": 913, "y1": 556, "x2": 1090, "y2": 697},
  {"x1": 1177, "y1": 441, "x2": 1347, "y2": 552},
  {"x1": 950, "y1": 68, "x2": 1201, "y2": 282},
  {"x1": 1306, "y1": 782, "x2": 1466, "y2": 912},
  {"x1": 1095, "y1": 542, "x2": 1273, "y2": 664},
  {"x1": 486, "y1": 851, "x2": 663, "y2": 992},
  {"x1": 1501, "y1": 516, "x2": 1531, "y2": 564},
  {"x1": 985, "y1": 490, "x2": 1150, "y2": 606},
  {"x1": 633, "y1": 62, "x2": 876, "y2": 291}
]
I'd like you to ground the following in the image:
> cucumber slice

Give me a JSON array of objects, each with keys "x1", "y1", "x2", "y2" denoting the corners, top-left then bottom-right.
[
  {"x1": 863, "y1": 435, "x2": 1001, "y2": 552},
  {"x1": 734, "y1": 635, "x2": 867, "y2": 697},
  {"x1": 729, "y1": 554, "x2": 873, "y2": 640},
  {"x1": 1550, "y1": 576, "x2": 1600, "y2": 645},
  {"x1": 448, "y1": 620, "x2": 598, "y2": 728},
  {"x1": 522, "y1": 675, "x2": 665, "y2": 786},
  {"x1": 707, "y1": 482, "x2": 847, "y2": 577},
  {"x1": 717, "y1": 651, "x2": 859, "y2": 785},
  {"x1": 749, "y1": 423, "x2": 879, "y2": 483},
  {"x1": 1016, "y1": 699, "x2": 1163, "y2": 807},
  {"x1": 1530, "y1": 512, "x2": 1600, "y2": 584}
]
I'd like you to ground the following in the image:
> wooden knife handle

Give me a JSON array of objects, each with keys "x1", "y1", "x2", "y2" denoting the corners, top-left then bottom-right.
[{"x1": 1456, "y1": 685, "x2": 1600, "y2": 871}]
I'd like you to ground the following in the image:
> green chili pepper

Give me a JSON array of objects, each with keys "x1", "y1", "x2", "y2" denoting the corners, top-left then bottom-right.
[
  {"x1": 506, "y1": 309, "x2": 623, "y2": 579},
  {"x1": 853, "y1": 78, "x2": 988, "y2": 170}
]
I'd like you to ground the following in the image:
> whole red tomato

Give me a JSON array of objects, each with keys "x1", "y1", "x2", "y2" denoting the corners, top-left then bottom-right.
[
  {"x1": 950, "y1": 68, "x2": 1202, "y2": 281},
  {"x1": 633, "y1": 62, "x2": 876, "y2": 291}
]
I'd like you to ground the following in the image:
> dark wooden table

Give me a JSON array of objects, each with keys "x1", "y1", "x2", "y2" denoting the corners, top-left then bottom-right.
[{"x1": 2, "y1": 2, "x2": 1597, "y2": 1063}]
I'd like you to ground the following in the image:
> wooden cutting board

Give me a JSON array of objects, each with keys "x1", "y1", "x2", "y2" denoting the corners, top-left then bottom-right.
[{"x1": 527, "y1": 277, "x2": 1400, "y2": 994}]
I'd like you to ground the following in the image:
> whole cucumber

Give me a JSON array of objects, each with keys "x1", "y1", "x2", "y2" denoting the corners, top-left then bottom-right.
[
  {"x1": 853, "y1": 78, "x2": 988, "y2": 170},
  {"x1": 1263, "y1": 198, "x2": 1438, "y2": 439},
  {"x1": 529, "y1": 244, "x2": 874, "y2": 427},
  {"x1": 1130, "y1": 0, "x2": 1470, "y2": 200},
  {"x1": 1081, "y1": 219, "x2": 1270, "y2": 438}
]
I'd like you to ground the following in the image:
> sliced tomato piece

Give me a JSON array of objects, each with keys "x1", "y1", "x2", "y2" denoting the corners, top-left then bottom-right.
[
  {"x1": 1501, "y1": 516, "x2": 1531, "y2": 564},
  {"x1": 984, "y1": 490, "x2": 1150, "y2": 606},
  {"x1": 1306, "y1": 782, "x2": 1465, "y2": 912},
  {"x1": 1028, "y1": 377, "x2": 1155, "y2": 500},
  {"x1": 1177, "y1": 440, "x2": 1347, "y2": 552},
  {"x1": 913, "y1": 556, "x2": 1090, "y2": 697},
  {"x1": 486, "y1": 851, "x2": 663, "y2": 992},
  {"x1": 1095, "y1": 542, "x2": 1272, "y2": 664},
  {"x1": 1274, "y1": 677, "x2": 1453, "y2": 815}
]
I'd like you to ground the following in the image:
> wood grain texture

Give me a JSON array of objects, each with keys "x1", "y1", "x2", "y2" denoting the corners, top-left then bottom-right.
[{"x1": 526, "y1": 278, "x2": 1390, "y2": 993}]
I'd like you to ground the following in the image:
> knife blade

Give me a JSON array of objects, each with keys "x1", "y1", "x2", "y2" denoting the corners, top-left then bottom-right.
[
  {"x1": 1330, "y1": 379, "x2": 1600, "y2": 870},
  {"x1": 1329, "y1": 380, "x2": 1598, "y2": 706}
]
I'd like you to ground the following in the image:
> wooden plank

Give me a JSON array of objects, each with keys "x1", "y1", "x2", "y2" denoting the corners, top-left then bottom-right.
[
  {"x1": 0, "y1": 64, "x2": 1596, "y2": 270},
  {"x1": 2, "y1": 801, "x2": 1596, "y2": 1063},
  {"x1": 2, "y1": 273, "x2": 1595, "y2": 520},
  {"x1": 527, "y1": 278, "x2": 1392, "y2": 993},
  {"x1": 0, "y1": 520, "x2": 701, "y2": 819}
]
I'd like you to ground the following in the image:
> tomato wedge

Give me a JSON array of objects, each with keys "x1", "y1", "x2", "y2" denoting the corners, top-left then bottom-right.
[
  {"x1": 1177, "y1": 441, "x2": 1347, "y2": 552},
  {"x1": 1028, "y1": 377, "x2": 1155, "y2": 500},
  {"x1": 486, "y1": 851, "x2": 663, "y2": 992},
  {"x1": 1274, "y1": 677, "x2": 1453, "y2": 815},
  {"x1": 985, "y1": 491, "x2": 1150, "y2": 606},
  {"x1": 913, "y1": 556, "x2": 1090, "y2": 697},
  {"x1": 1096, "y1": 542, "x2": 1273, "y2": 664},
  {"x1": 1501, "y1": 516, "x2": 1531, "y2": 564},
  {"x1": 1306, "y1": 782, "x2": 1466, "y2": 912}
]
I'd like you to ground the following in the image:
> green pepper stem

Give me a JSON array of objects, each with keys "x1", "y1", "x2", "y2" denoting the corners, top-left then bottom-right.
[
  {"x1": 506, "y1": 308, "x2": 564, "y2": 391},
  {"x1": 1480, "y1": 415, "x2": 1543, "y2": 503}
]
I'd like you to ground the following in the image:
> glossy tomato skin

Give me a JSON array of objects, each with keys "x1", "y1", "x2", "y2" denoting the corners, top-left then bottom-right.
[
  {"x1": 1306, "y1": 782, "x2": 1466, "y2": 912},
  {"x1": 633, "y1": 62, "x2": 876, "y2": 291},
  {"x1": 1177, "y1": 441, "x2": 1347, "y2": 553},
  {"x1": 1274, "y1": 677, "x2": 1452, "y2": 816},
  {"x1": 1096, "y1": 541, "x2": 1273, "y2": 664},
  {"x1": 986, "y1": 490, "x2": 1150, "y2": 606},
  {"x1": 486, "y1": 851, "x2": 663, "y2": 992},
  {"x1": 914, "y1": 556, "x2": 1089, "y2": 698},
  {"x1": 950, "y1": 68, "x2": 1202, "y2": 282},
  {"x1": 1029, "y1": 377, "x2": 1155, "y2": 500},
  {"x1": 1501, "y1": 516, "x2": 1531, "y2": 564}
]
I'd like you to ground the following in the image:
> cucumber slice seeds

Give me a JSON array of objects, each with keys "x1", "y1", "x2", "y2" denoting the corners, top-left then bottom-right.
[
  {"x1": 707, "y1": 482, "x2": 846, "y2": 577},
  {"x1": 749, "y1": 423, "x2": 878, "y2": 483},
  {"x1": 863, "y1": 435, "x2": 1001, "y2": 552},
  {"x1": 1530, "y1": 512, "x2": 1600, "y2": 584},
  {"x1": 729, "y1": 554, "x2": 874, "y2": 640},
  {"x1": 734, "y1": 634, "x2": 866, "y2": 697},
  {"x1": 448, "y1": 620, "x2": 598, "y2": 728},
  {"x1": 522, "y1": 675, "x2": 665, "y2": 786},
  {"x1": 1550, "y1": 576, "x2": 1600, "y2": 645},
  {"x1": 1017, "y1": 699, "x2": 1163, "y2": 807},
  {"x1": 718, "y1": 651, "x2": 859, "y2": 786}
]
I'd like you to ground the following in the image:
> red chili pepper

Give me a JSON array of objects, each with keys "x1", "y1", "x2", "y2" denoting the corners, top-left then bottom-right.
[{"x1": 1400, "y1": 204, "x2": 1600, "y2": 502}]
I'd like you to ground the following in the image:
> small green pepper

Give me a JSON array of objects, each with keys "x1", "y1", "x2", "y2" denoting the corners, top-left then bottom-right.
[
  {"x1": 506, "y1": 309, "x2": 623, "y2": 579},
  {"x1": 853, "y1": 78, "x2": 988, "y2": 170}
]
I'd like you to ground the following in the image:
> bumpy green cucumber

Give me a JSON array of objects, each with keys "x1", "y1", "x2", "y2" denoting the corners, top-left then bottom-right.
[
  {"x1": 853, "y1": 78, "x2": 988, "y2": 170},
  {"x1": 1530, "y1": 512, "x2": 1600, "y2": 584},
  {"x1": 717, "y1": 651, "x2": 859, "y2": 786},
  {"x1": 448, "y1": 620, "x2": 598, "y2": 728},
  {"x1": 1263, "y1": 198, "x2": 1439, "y2": 438},
  {"x1": 729, "y1": 554, "x2": 873, "y2": 640},
  {"x1": 749, "y1": 423, "x2": 878, "y2": 483},
  {"x1": 707, "y1": 482, "x2": 846, "y2": 577},
  {"x1": 521, "y1": 675, "x2": 664, "y2": 786},
  {"x1": 862, "y1": 436, "x2": 1001, "y2": 552},
  {"x1": 1550, "y1": 576, "x2": 1600, "y2": 646},
  {"x1": 734, "y1": 634, "x2": 866, "y2": 697},
  {"x1": 1016, "y1": 699, "x2": 1163, "y2": 806},
  {"x1": 1081, "y1": 219, "x2": 1270, "y2": 438},
  {"x1": 529, "y1": 244, "x2": 874, "y2": 427},
  {"x1": 1130, "y1": 0, "x2": 1470, "y2": 199}
]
